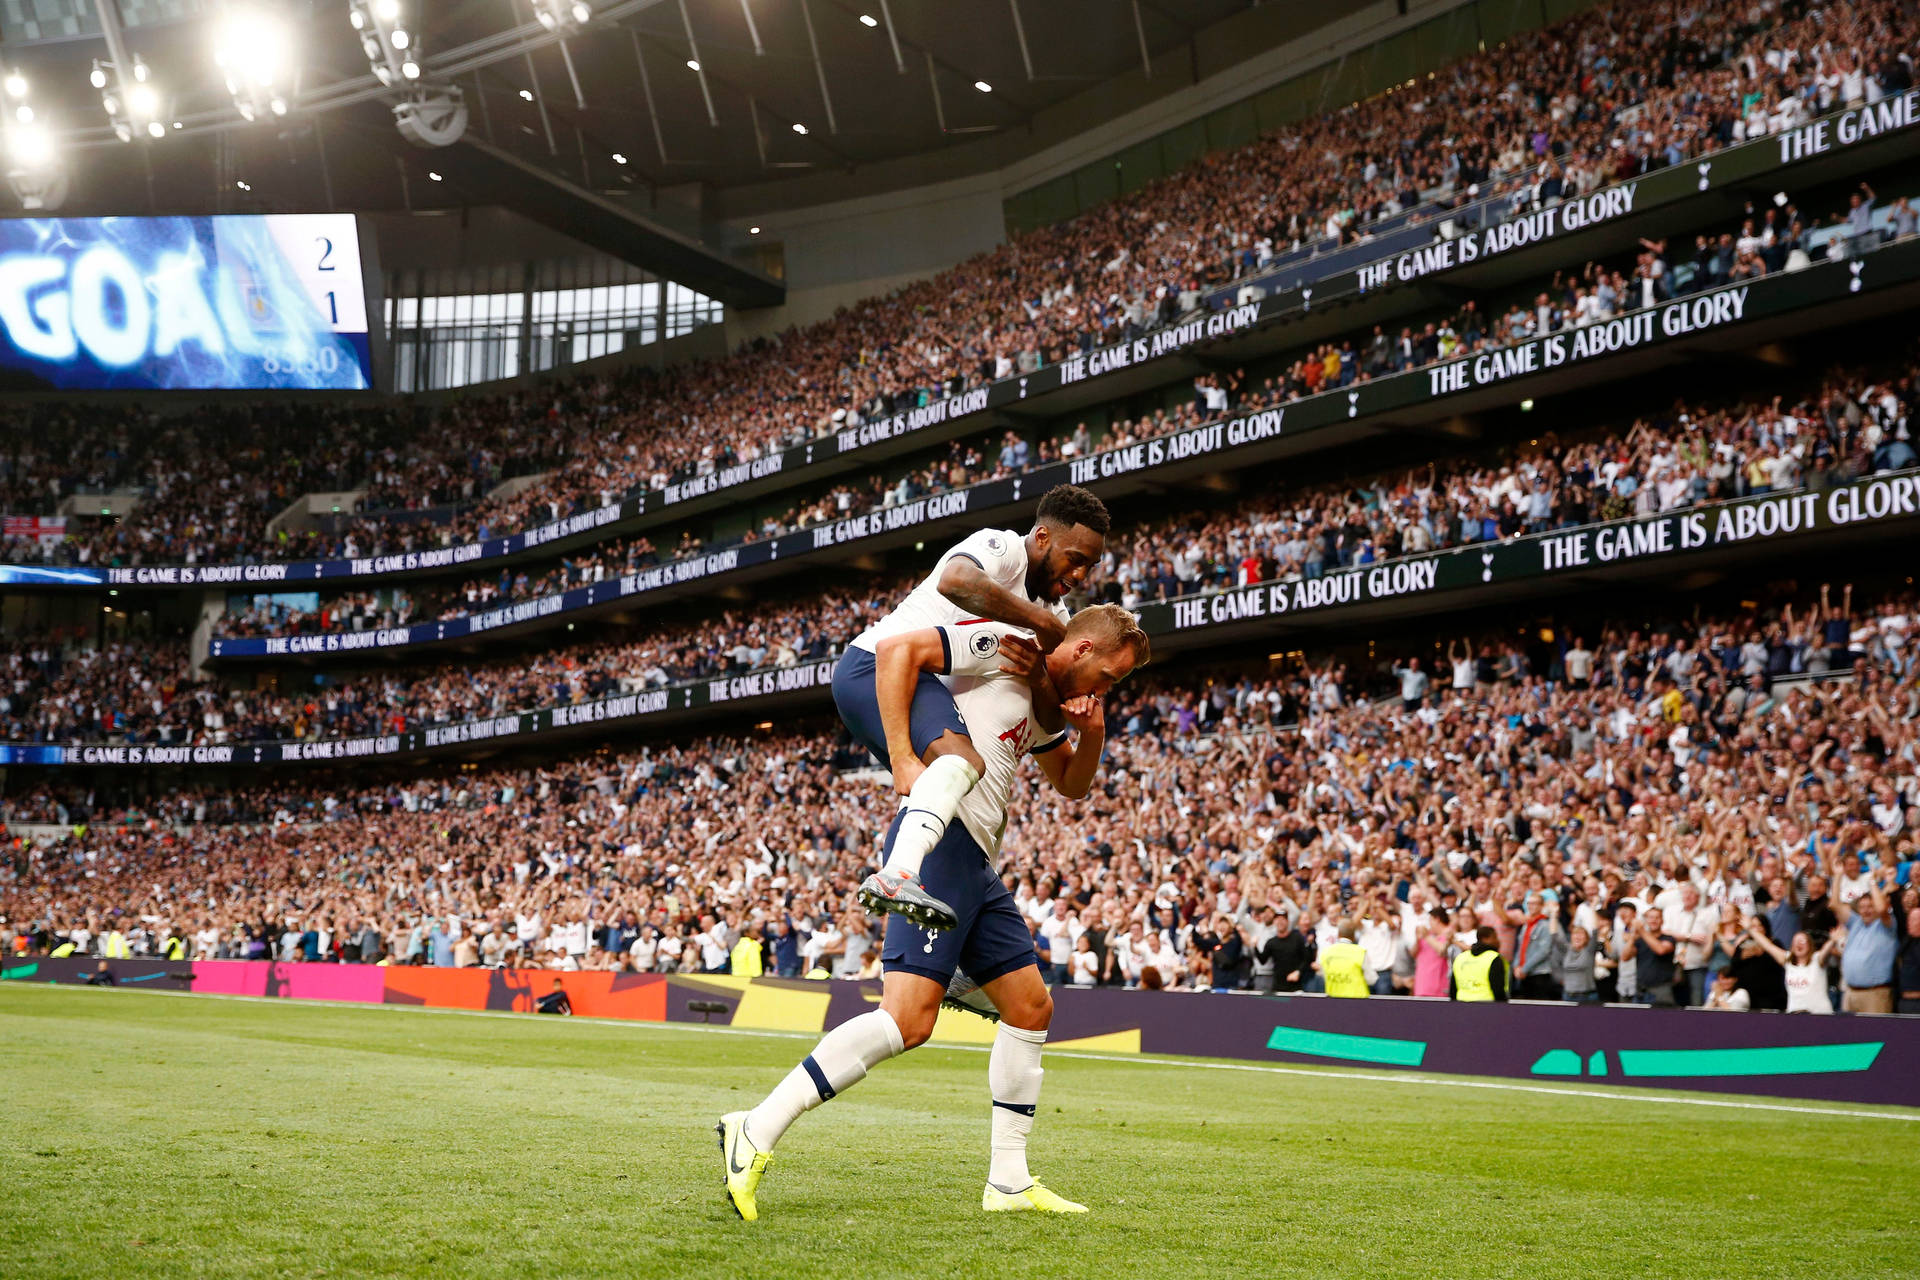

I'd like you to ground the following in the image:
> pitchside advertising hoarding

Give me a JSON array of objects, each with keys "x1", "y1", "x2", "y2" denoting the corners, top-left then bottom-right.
[
  {"x1": 0, "y1": 213, "x2": 374, "y2": 390},
  {"x1": 8, "y1": 465, "x2": 1920, "y2": 768},
  {"x1": 6, "y1": 958, "x2": 1915, "y2": 1105},
  {"x1": 182, "y1": 237, "x2": 1920, "y2": 657}
]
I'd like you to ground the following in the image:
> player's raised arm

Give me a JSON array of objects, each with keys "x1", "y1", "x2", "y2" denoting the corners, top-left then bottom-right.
[
  {"x1": 1032, "y1": 696, "x2": 1107, "y2": 799},
  {"x1": 938, "y1": 554, "x2": 1068, "y2": 649},
  {"x1": 1030, "y1": 604, "x2": 1151, "y2": 800}
]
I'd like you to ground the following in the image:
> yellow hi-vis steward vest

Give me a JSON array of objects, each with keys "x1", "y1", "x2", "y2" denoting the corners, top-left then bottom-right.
[
  {"x1": 50, "y1": 941, "x2": 77, "y2": 957},
  {"x1": 164, "y1": 936, "x2": 186, "y2": 960},
  {"x1": 729, "y1": 935, "x2": 763, "y2": 978},
  {"x1": 1453, "y1": 948, "x2": 1499, "y2": 1001},
  {"x1": 103, "y1": 931, "x2": 130, "y2": 958},
  {"x1": 1321, "y1": 940, "x2": 1369, "y2": 998}
]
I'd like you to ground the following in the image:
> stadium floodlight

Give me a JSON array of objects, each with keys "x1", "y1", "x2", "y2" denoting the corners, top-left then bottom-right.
[
  {"x1": 973, "y1": 80, "x2": 991, "y2": 92},
  {"x1": 4, "y1": 112, "x2": 67, "y2": 210},
  {"x1": 7, "y1": 118, "x2": 50, "y2": 165},
  {"x1": 94, "y1": 54, "x2": 167, "y2": 142},
  {"x1": 859, "y1": 12, "x2": 876, "y2": 25},
  {"x1": 3, "y1": 72, "x2": 26, "y2": 99},
  {"x1": 213, "y1": 6, "x2": 296, "y2": 122},
  {"x1": 791, "y1": 121, "x2": 808, "y2": 134},
  {"x1": 351, "y1": 0, "x2": 407, "y2": 86},
  {"x1": 349, "y1": 0, "x2": 467, "y2": 148},
  {"x1": 212, "y1": 9, "x2": 292, "y2": 85},
  {"x1": 533, "y1": 0, "x2": 593, "y2": 33}
]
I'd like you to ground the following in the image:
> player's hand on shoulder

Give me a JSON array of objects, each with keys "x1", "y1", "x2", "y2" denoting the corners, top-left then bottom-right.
[
  {"x1": 997, "y1": 632, "x2": 1048, "y2": 687},
  {"x1": 1031, "y1": 612, "x2": 1067, "y2": 651},
  {"x1": 1061, "y1": 695, "x2": 1105, "y2": 735}
]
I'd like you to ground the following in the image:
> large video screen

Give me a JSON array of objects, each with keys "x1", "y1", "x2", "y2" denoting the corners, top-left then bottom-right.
[{"x1": 0, "y1": 213, "x2": 375, "y2": 390}]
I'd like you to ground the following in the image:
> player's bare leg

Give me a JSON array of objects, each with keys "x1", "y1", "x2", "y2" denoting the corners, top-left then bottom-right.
[
  {"x1": 858, "y1": 731, "x2": 983, "y2": 930},
  {"x1": 876, "y1": 968, "x2": 946, "y2": 1049},
  {"x1": 721, "y1": 974, "x2": 933, "y2": 1219},
  {"x1": 977, "y1": 965, "x2": 1085, "y2": 1213}
]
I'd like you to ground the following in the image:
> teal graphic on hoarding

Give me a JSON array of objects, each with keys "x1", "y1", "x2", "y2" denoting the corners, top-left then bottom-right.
[
  {"x1": 1266, "y1": 1025, "x2": 1427, "y2": 1067},
  {"x1": 1617, "y1": 1043, "x2": 1883, "y2": 1077},
  {"x1": 1530, "y1": 1043, "x2": 1881, "y2": 1078}
]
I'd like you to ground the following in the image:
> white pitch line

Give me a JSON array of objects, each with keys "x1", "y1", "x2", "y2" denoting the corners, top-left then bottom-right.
[{"x1": 6, "y1": 980, "x2": 1916, "y2": 1123}]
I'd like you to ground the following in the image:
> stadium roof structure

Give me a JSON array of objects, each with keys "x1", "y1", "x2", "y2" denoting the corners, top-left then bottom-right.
[{"x1": 0, "y1": 0, "x2": 1365, "y2": 305}]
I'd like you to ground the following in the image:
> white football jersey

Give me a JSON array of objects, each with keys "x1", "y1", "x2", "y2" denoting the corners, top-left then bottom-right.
[
  {"x1": 932, "y1": 619, "x2": 1068, "y2": 859},
  {"x1": 849, "y1": 527, "x2": 1068, "y2": 653}
]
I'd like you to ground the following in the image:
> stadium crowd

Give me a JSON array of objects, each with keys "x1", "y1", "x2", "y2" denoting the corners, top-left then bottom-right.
[
  {"x1": 198, "y1": 333, "x2": 1920, "y2": 710},
  {"x1": 3, "y1": 0, "x2": 1914, "y2": 573},
  {"x1": 2, "y1": 331, "x2": 1907, "y2": 750},
  {"x1": 1100, "y1": 355, "x2": 1915, "y2": 603},
  {"x1": 6, "y1": 582, "x2": 1918, "y2": 1013}
]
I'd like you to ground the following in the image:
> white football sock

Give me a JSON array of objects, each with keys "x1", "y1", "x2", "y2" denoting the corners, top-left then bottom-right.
[
  {"x1": 987, "y1": 1022, "x2": 1047, "y2": 1191},
  {"x1": 744, "y1": 1009, "x2": 905, "y2": 1150},
  {"x1": 881, "y1": 753, "x2": 982, "y2": 878}
]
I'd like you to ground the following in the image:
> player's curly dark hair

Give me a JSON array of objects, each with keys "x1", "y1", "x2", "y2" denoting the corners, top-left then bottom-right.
[{"x1": 1035, "y1": 484, "x2": 1111, "y2": 536}]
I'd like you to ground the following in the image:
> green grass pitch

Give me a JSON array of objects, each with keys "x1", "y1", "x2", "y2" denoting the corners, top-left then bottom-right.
[{"x1": 4, "y1": 983, "x2": 1917, "y2": 1279}]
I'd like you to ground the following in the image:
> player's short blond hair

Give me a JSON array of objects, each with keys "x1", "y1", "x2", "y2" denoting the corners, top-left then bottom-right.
[{"x1": 1065, "y1": 603, "x2": 1151, "y2": 668}]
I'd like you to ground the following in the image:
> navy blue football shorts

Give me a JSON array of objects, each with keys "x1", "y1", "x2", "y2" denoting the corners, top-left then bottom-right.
[
  {"x1": 832, "y1": 644, "x2": 968, "y2": 765},
  {"x1": 877, "y1": 808, "x2": 1040, "y2": 987}
]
